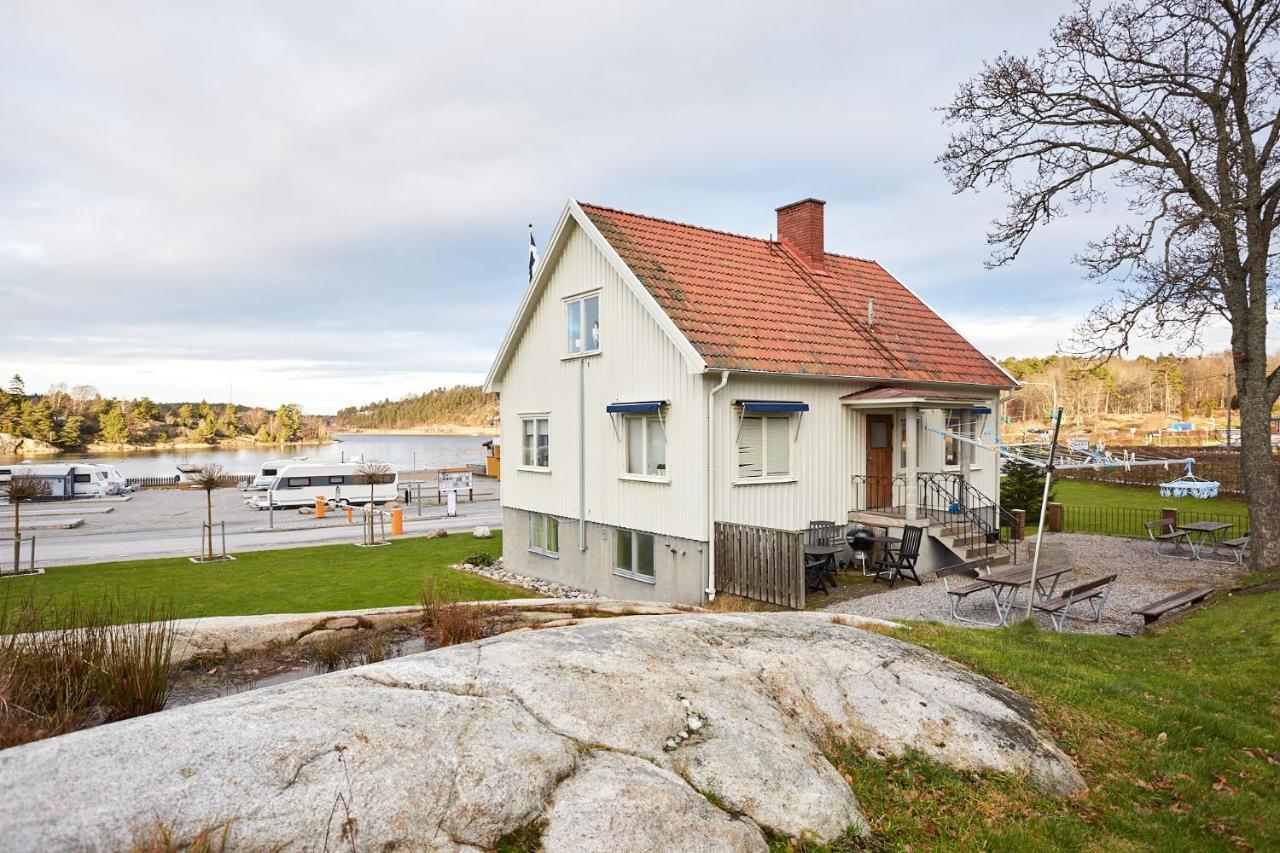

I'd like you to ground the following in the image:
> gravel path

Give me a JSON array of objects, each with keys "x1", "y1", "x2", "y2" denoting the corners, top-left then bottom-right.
[{"x1": 821, "y1": 533, "x2": 1245, "y2": 634}]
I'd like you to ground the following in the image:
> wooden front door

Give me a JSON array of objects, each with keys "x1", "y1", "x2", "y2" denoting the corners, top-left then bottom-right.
[{"x1": 865, "y1": 414, "x2": 894, "y2": 509}]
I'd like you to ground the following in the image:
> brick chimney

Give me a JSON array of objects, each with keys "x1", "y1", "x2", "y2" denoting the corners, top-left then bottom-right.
[{"x1": 776, "y1": 198, "x2": 826, "y2": 272}]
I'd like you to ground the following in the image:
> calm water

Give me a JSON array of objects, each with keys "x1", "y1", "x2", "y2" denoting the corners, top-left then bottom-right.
[{"x1": 0, "y1": 433, "x2": 490, "y2": 478}]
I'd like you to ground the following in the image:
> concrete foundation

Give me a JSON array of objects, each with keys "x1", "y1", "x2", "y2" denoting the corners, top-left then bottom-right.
[{"x1": 502, "y1": 507, "x2": 707, "y2": 604}]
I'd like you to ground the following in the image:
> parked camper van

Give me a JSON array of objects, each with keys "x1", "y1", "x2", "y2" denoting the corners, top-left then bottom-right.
[
  {"x1": 247, "y1": 457, "x2": 309, "y2": 491},
  {"x1": 247, "y1": 462, "x2": 398, "y2": 509}
]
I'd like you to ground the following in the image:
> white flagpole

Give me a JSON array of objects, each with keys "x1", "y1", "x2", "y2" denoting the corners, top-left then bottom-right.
[{"x1": 1025, "y1": 407, "x2": 1063, "y2": 621}]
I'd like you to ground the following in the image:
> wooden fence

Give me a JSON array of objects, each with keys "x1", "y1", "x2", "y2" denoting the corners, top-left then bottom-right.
[
  {"x1": 126, "y1": 474, "x2": 253, "y2": 489},
  {"x1": 714, "y1": 522, "x2": 806, "y2": 609}
]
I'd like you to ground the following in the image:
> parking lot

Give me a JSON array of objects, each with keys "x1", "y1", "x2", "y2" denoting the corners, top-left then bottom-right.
[{"x1": 1, "y1": 478, "x2": 502, "y2": 568}]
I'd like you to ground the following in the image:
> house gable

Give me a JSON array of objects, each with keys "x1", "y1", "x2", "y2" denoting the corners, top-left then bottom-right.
[{"x1": 484, "y1": 200, "x2": 706, "y2": 393}]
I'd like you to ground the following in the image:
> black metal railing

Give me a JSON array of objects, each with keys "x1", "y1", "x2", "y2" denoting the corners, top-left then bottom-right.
[
  {"x1": 849, "y1": 474, "x2": 906, "y2": 513},
  {"x1": 1058, "y1": 504, "x2": 1250, "y2": 539},
  {"x1": 917, "y1": 472, "x2": 1020, "y2": 562}
]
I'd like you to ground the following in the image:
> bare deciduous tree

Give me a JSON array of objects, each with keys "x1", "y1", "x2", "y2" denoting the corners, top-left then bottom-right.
[
  {"x1": 3, "y1": 471, "x2": 51, "y2": 572},
  {"x1": 940, "y1": 0, "x2": 1280, "y2": 567},
  {"x1": 354, "y1": 462, "x2": 394, "y2": 507},
  {"x1": 188, "y1": 464, "x2": 227, "y2": 561}
]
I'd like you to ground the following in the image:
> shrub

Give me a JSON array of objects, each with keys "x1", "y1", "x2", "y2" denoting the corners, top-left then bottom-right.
[
  {"x1": 420, "y1": 580, "x2": 492, "y2": 647},
  {"x1": 461, "y1": 552, "x2": 495, "y2": 568},
  {"x1": 1000, "y1": 459, "x2": 1055, "y2": 518},
  {"x1": 0, "y1": 591, "x2": 178, "y2": 748}
]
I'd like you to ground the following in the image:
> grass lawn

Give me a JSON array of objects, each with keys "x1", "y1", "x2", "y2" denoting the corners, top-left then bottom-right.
[
  {"x1": 1, "y1": 533, "x2": 522, "y2": 630},
  {"x1": 1052, "y1": 479, "x2": 1249, "y2": 515},
  {"x1": 810, "y1": 571, "x2": 1280, "y2": 851}
]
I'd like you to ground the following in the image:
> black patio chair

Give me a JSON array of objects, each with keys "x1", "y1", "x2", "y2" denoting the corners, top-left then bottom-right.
[{"x1": 873, "y1": 525, "x2": 924, "y2": 588}]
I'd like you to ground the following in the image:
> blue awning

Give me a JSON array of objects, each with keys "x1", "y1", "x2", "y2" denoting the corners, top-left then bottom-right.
[
  {"x1": 969, "y1": 406, "x2": 992, "y2": 414},
  {"x1": 606, "y1": 401, "x2": 666, "y2": 414},
  {"x1": 735, "y1": 400, "x2": 810, "y2": 413}
]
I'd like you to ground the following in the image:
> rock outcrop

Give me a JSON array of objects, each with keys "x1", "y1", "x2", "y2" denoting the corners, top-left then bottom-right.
[{"x1": 0, "y1": 612, "x2": 1084, "y2": 851}]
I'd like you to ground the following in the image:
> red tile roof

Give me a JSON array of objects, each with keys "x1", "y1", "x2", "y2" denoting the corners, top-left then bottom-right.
[
  {"x1": 580, "y1": 203, "x2": 1014, "y2": 388},
  {"x1": 840, "y1": 386, "x2": 992, "y2": 403}
]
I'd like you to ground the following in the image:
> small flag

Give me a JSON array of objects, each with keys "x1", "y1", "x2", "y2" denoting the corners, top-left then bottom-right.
[{"x1": 528, "y1": 224, "x2": 539, "y2": 282}]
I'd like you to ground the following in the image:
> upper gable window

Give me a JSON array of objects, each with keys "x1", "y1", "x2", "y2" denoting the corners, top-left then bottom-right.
[{"x1": 565, "y1": 293, "x2": 600, "y2": 355}]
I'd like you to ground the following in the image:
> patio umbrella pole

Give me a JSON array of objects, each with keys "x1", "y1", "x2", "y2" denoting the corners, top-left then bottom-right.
[{"x1": 1025, "y1": 407, "x2": 1063, "y2": 622}]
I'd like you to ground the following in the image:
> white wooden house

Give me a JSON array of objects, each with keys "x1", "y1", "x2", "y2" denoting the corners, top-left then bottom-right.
[{"x1": 485, "y1": 198, "x2": 1017, "y2": 605}]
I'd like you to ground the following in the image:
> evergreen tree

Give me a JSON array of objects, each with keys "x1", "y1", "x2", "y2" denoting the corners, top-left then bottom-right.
[
  {"x1": 275, "y1": 403, "x2": 302, "y2": 441},
  {"x1": 98, "y1": 405, "x2": 130, "y2": 445},
  {"x1": 254, "y1": 423, "x2": 273, "y2": 443},
  {"x1": 218, "y1": 403, "x2": 240, "y2": 436},
  {"x1": 177, "y1": 403, "x2": 195, "y2": 428},
  {"x1": 8, "y1": 374, "x2": 25, "y2": 397},
  {"x1": 197, "y1": 400, "x2": 214, "y2": 421},
  {"x1": 20, "y1": 399, "x2": 55, "y2": 442},
  {"x1": 0, "y1": 397, "x2": 18, "y2": 434},
  {"x1": 56, "y1": 415, "x2": 84, "y2": 448},
  {"x1": 1000, "y1": 459, "x2": 1055, "y2": 519},
  {"x1": 194, "y1": 415, "x2": 219, "y2": 443},
  {"x1": 132, "y1": 396, "x2": 158, "y2": 423}
]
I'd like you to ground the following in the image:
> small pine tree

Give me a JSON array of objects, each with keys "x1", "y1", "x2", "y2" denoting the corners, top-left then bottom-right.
[
  {"x1": 1000, "y1": 459, "x2": 1055, "y2": 519},
  {"x1": 56, "y1": 415, "x2": 84, "y2": 448},
  {"x1": 275, "y1": 403, "x2": 302, "y2": 442},
  {"x1": 218, "y1": 403, "x2": 240, "y2": 437},
  {"x1": 177, "y1": 403, "x2": 195, "y2": 428},
  {"x1": 194, "y1": 415, "x2": 219, "y2": 444},
  {"x1": 254, "y1": 423, "x2": 273, "y2": 443},
  {"x1": 98, "y1": 405, "x2": 130, "y2": 445},
  {"x1": 8, "y1": 374, "x2": 25, "y2": 397},
  {"x1": 20, "y1": 399, "x2": 55, "y2": 442}
]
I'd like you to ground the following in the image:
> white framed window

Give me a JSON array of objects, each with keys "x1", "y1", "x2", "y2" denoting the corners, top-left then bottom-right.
[
  {"x1": 521, "y1": 416, "x2": 550, "y2": 468},
  {"x1": 529, "y1": 513, "x2": 559, "y2": 556},
  {"x1": 624, "y1": 415, "x2": 667, "y2": 478},
  {"x1": 614, "y1": 528, "x2": 656, "y2": 581},
  {"x1": 737, "y1": 415, "x2": 791, "y2": 479},
  {"x1": 565, "y1": 292, "x2": 601, "y2": 355},
  {"x1": 945, "y1": 410, "x2": 974, "y2": 467}
]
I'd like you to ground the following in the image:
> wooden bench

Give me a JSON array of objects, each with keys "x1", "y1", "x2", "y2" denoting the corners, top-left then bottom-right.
[
  {"x1": 1222, "y1": 535, "x2": 1251, "y2": 565},
  {"x1": 1033, "y1": 574, "x2": 1117, "y2": 632},
  {"x1": 1145, "y1": 519, "x2": 1191, "y2": 557},
  {"x1": 1131, "y1": 586, "x2": 1215, "y2": 625},
  {"x1": 937, "y1": 558, "x2": 998, "y2": 626}
]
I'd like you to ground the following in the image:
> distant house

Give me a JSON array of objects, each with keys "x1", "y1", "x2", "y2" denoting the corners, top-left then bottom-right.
[{"x1": 485, "y1": 198, "x2": 1017, "y2": 605}]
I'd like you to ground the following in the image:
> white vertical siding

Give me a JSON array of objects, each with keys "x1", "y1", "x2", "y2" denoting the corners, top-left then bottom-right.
[{"x1": 498, "y1": 224, "x2": 707, "y2": 542}]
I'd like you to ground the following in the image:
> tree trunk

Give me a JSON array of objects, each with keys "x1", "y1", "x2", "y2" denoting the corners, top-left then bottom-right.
[{"x1": 1237, "y1": 372, "x2": 1280, "y2": 569}]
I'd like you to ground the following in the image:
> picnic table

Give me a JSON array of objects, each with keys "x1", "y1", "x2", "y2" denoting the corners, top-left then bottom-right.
[
  {"x1": 1177, "y1": 521, "x2": 1234, "y2": 560},
  {"x1": 803, "y1": 544, "x2": 841, "y2": 593},
  {"x1": 979, "y1": 564, "x2": 1074, "y2": 626}
]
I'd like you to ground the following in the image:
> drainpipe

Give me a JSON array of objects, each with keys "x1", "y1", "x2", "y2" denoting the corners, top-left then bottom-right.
[
  {"x1": 704, "y1": 370, "x2": 730, "y2": 601},
  {"x1": 578, "y1": 357, "x2": 587, "y2": 551}
]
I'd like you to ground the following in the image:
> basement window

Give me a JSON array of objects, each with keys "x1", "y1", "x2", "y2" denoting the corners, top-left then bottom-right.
[
  {"x1": 613, "y1": 528, "x2": 656, "y2": 582},
  {"x1": 529, "y1": 513, "x2": 559, "y2": 557}
]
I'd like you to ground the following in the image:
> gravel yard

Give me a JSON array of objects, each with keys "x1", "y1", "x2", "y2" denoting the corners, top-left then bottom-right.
[{"x1": 821, "y1": 532, "x2": 1246, "y2": 634}]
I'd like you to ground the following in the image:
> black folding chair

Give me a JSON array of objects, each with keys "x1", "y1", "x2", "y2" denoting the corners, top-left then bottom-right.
[
  {"x1": 806, "y1": 520, "x2": 840, "y2": 547},
  {"x1": 873, "y1": 525, "x2": 924, "y2": 588}
]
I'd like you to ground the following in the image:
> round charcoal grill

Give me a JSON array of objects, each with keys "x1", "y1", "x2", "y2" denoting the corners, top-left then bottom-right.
[{"x1": 847, "y1": 526, "x2": 875, "y2": 575}]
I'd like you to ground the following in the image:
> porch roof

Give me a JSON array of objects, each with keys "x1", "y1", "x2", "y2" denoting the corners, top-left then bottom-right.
[{"x1": 840, "y1": 385, "x2": 992, "y2": 409}]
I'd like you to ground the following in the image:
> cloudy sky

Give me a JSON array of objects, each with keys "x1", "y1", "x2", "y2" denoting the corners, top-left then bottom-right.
[{"x1": 0, "y1": 1, "x2": 1231, "y2": 413}]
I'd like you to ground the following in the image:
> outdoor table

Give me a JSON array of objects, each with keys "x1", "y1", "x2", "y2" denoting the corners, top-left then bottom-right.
[
  {"x1": 981, "y1": 565, "x2": 1074, "y2": 626},
  {"x1": 803, "y1": 544, "x2": 842, "y2": 592},
  {"x1": 862, "y1": 534, "x2": 901, "y2": 579},
  {"x1": 1176, "y1": 521, "x2": 1234, "y2": 561}
]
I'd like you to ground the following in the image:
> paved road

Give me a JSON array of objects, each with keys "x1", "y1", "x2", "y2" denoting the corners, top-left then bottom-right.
[{"x1": 9, "y1": 498, "x2": 503, "y2": 569}]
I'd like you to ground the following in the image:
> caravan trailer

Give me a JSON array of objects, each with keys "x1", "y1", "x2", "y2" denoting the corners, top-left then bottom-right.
[
  {"x1": 247, "y1": 461, "x2": 398, "y2": 509},
  {"x1": 5, "y1": 464, "x2": 117, "y2": 498},
  {"x1": 246, "y1": 457, "x2": 310, "y2": 491}
]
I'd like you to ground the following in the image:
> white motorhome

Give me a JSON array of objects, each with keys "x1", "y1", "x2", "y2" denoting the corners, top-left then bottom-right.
[
  {"x1": 246, "y1": 457, "x2": 310, "y2": 491},
  {"x1": 247, "y1": 462, "x2": 399, "y2": 509}
]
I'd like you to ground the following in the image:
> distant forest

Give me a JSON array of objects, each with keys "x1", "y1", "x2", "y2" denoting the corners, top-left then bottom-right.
[
  {"x1": 335, "y1": 385, "x2": 497, "y2": 430},
  {"x1": 0, "y1": 373, "x2": 328, "y2": 449}
]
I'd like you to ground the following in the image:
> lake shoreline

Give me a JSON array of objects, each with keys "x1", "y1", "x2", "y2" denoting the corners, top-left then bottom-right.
[{"x1": 335, "y1": 425, "x2": 498, "y2": 437}]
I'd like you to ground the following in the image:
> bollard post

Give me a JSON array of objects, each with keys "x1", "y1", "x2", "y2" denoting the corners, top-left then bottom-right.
[
  {"x1": 346, "y1": 505, "x2": 354, "y2": 524},
  {"x1": 315, "y1": 496, "x2": 326, "y2": 519},
  {"x1": 1011, "y1": 509, "x2": 1026, "y2": 541},
  {"x1": 268, "y1": 490, "x2": 275, "y2": 529},
  {"x1": 1161, "y1": 507, "x2": 1178, "y2": 532},
  {"x1": 391, "y1": 508, "x2": 403, "y2": 536}
]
